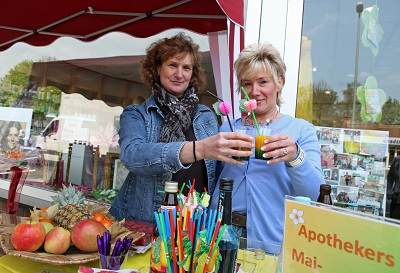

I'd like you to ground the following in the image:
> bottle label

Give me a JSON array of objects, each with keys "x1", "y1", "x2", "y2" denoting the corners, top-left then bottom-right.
[{"x1": 161, "y1": 205, "x2": 175, "y2": 211}]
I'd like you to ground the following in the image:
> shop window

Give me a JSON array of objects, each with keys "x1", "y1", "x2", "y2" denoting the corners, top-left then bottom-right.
[{"x1": 299, "y1": 0, "x2": 400, "y2": 162}]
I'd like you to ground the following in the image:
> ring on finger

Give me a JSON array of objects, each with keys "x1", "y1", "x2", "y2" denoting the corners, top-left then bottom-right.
[{"x1": 282, "y1": 147, "x2": 288, "y2": 156}]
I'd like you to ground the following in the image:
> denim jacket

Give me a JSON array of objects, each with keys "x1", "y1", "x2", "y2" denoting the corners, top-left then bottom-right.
[{"x1": 109, "y1": 96, "x2": 218, "y2": 222}]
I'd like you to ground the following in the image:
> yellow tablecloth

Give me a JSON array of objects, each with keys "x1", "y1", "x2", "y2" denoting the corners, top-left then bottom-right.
[{"x1": 0, "y1": 251, "x2": 150, "y2": 273}]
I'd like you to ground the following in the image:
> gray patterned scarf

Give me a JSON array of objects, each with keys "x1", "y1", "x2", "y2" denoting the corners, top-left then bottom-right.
[{"x1": 153, "y1": 83, "x2": 198, "y2": 142}]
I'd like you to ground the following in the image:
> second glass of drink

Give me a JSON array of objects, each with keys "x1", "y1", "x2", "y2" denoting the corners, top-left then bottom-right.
[{"x1": 255, "y1": 127, "x2": 280, "y2": 160}]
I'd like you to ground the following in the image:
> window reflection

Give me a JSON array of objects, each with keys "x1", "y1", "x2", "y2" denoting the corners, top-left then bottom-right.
[
  {"x1": 0, "y1": 31, "x2": 216, "y2": 190},
  {"x1": 299, "y1": 0, "x2": 400, "y2": 160}
]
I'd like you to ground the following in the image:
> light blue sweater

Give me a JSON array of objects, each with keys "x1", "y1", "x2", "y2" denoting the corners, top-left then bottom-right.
[{"x1": 210, "y1": 115, "x2": 324, "y2": 245}]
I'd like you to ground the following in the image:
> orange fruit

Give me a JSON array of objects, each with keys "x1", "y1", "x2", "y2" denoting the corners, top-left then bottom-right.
[
  {"x1": 93, "y1": 213, "x2": 105, "y2": 222},
  {"x1": 39, "y1": 218, "x2": 53, "y2": 225},
  {"x1": 100, "y1": 219, "x2": 113, "y2": 227},
  {"x1": 41, "y1": 207, "x2": 48, "y2": 211}
]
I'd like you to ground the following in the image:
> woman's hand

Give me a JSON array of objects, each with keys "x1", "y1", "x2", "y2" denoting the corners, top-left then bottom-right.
[
  {"x1": 180, "y1": 132, "x2": 254, "y2": 165},
  {"x1": 261, "y1": 133, "x2": 298, "y2": 164}
]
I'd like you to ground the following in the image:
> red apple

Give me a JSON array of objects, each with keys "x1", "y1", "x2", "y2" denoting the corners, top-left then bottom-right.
[
  {"x1": 44, "y1": 227, "x2": 71, "y2": 254},
  {"x1": 71, "y1": 219, "x2": 107, "y2": 252},
  {"x1": 11, "y1": 221, "x2": 46, "y2": 251}
]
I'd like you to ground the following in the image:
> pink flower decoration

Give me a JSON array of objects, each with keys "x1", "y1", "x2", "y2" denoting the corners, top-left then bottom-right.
[
  {"x1": 244, "y1": 100, "x2": 257, "y2": 111},
  {"x1": 90, "y1": 123, "x2": 119, "y2": 148},
  {"x1": 218, "y1": 101, "x2": 231, "y2": 115}
]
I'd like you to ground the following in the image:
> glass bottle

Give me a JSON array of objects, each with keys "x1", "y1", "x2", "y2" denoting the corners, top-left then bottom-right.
[
  {"x1": 162, "y1": 181, "x2": 179, "y2": 209},
  {"x1": 217, "y1": 178, "x2": 239, "y2": 273},
  {"x1": 317, "y1": 184, "x2": 333, "y2": 205}
]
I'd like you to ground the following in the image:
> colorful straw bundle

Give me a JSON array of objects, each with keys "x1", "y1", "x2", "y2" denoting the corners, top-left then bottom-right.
[{"x1": 151, "y1": 181, "x2": 226, "y2": 273}]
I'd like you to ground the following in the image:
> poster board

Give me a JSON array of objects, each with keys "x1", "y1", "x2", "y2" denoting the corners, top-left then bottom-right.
[
  {"x1": 0, "y1": 107, "x2": 33, "y2": 148},
  {"x1": 283, "y1": 197, "x2": 400, "y2": 273},
  {"x1": 316, "y1": 126, "x2": 389, "y2": 215}
]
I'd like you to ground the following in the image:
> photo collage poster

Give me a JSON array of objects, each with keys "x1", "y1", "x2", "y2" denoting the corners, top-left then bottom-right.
[{"x1": 316, "y1": 126, "x2": 389, "y2": 215}]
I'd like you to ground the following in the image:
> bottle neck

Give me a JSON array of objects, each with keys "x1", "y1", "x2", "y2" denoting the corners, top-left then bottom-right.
[
  {"x1": 218, "y1": 190, "x2": 233, "y2": 225},
  {"x1": 320, "y1": 190, "x2": 331, "y2": 195},
  {"x1": 318, "y1": 190, "x2": 332, "y2": 205}
]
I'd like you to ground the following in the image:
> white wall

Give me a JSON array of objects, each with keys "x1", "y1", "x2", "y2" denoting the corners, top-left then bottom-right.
[{"x1": 244, "y1": 0, "x2": 304, "y2": 117}]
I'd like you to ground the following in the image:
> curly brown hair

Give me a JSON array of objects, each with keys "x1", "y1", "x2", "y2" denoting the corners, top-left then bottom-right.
[{"x1": 141, "y1": 32, "x2": 206, "y2": 92}]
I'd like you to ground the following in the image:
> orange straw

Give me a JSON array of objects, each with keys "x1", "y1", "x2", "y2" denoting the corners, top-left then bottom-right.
[
  {"x1": 202, "y1": 219, "x2": 222, "y2": 273},
  {"x1": 177, "y1": 217, "x2": 184, "y2": 273}
]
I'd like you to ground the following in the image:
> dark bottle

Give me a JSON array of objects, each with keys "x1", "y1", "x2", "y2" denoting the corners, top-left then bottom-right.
[
  {"x1": 152, "y1": 181, "x2": 179, "y2": 241},
  {"x1": 317, "y1": 184, "x2": 333, "y2": 205},
  {"x1": 162, "y1": 181, "x2": 179, "y2": 208},
  {"x1": 217, "y1": 178, "x2": 239, "y2": 273}
]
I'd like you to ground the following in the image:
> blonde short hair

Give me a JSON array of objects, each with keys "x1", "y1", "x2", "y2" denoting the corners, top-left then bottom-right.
[{"x1": 234, "y1": 43, "x2": 286, "y2": 107}]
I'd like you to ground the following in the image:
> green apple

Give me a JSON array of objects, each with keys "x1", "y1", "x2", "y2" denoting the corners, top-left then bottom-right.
[{"x1": 39, "y1": 222, "x2": 54, "y2": 235}]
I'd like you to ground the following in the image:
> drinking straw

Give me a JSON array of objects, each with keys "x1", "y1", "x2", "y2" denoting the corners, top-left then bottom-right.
[
  {"x1": 180, "y1": 183, "x2": 186, "y2": 194},
  {"x1": 207, "y1": 90, "x2": 233, "y2": 132},
  {"x1": 164, "y1": 208, "x2": 171, "y2": 237},
  {"x1": 194, "y1": 209, "x2": 203, "y2": 251},
  {"x1": 241, "y1": 87, "x2": 260, "y2": 135},
  {"x1": 206, "y1": 209, "x2": 214, "y2": 243},
  {"x1": 158, "y1": 212, "x2": 173, "y2": 273},
  {"x1": 202, "y1": 220, "x2": 222, "y2": 273},
  {"x1": 111, "y1": 238, "x2": 121, "y2": 257},
  {"x1": 188, "y1": 178, "x2": 196, "y2": 201},
  {"x1": 184, "y1": 207, "x2": 189, "y2": 232},
  {"x1": 173, "y1": 207, "x2": 177, "y2": 229},
  {"x1": 120, "y1": 237, "x2": 133, "y2": 266},
  {"x1": 154, "y1": 211, "x2": 163, "y2": 239},
  {"x1": 190, "y1": 209, "x2": 201, "y2": 273},
  {"x1": 97, "y1": 235, "x2": 107, "y2": 269},
  {"x1": 177, "y1": 217, "x2": 184, "y2": 273},
  {"x1": 106, "y1": 231, "x2": 111, "y2": 256},
  {"x1": 187, "y1": 209, "x2": 192, "y2": 234},
  {"x1": 202, "y1": 207, "x2": 208, "y2": 230},
  {"x1": 169, "y1": 209, "x2": 178, "y2": 273},
  {"x1": 207, "y1": 210, "x2": 218, "y2": 244}
]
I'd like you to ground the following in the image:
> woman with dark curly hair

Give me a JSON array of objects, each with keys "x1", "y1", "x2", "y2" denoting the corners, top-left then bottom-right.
[{"x1": 110, "y1": 33, "x2": 253, "y2": 222}]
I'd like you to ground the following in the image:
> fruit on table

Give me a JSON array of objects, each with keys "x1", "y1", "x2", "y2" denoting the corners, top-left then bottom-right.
[
  {"x1": 11, "y1": 222, "x2": 46, "y2": 251},
  {"x1": 39, "y1": 222, "x2": 54, "y2": 235},
  {"x1": 51, "y1": 184, "x2": 86, "y2": 206},
  {"x1": 39, "y1": 218, "x2": 53, "y2": 225},
  {"x1": 71, "y1": 219, "x2": 107, "y2": 252},
  {"x1": 100, "y1": 219, "x2": 113, "y2": 227},
  {"x1": 93, "y1": 213, "x2": 105, "y2": 222},
  {"x1": 44, "y1": 227, "x2": 71, "y2": 254},
  {"x1": 53, "y1": 204, "x2": 91, "y2": 231}
]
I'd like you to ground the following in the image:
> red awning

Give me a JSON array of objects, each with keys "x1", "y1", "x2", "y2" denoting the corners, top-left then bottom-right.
[
  {"x1": 0, "y1": 0, "x2": 244, "y2": 114},
  {"x1": 0, "y1": 0, "x2": 243, "y2": 52}
]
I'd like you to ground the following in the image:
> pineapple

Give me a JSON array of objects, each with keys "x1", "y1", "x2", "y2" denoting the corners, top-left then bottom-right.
[
  {"x1": 53, "y1": 203, "x2": 92, "y2": 231},
  {"x1": 51, "y1": 184, "x2": 86, "y2": 206}
]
